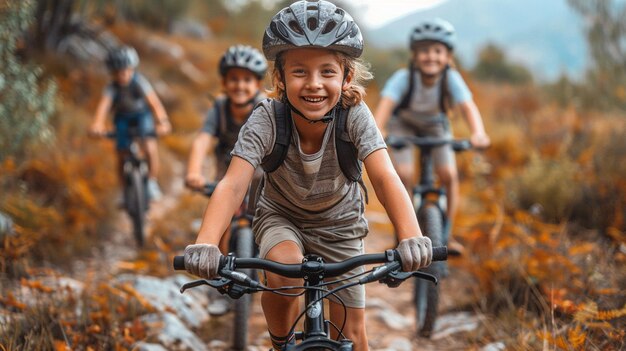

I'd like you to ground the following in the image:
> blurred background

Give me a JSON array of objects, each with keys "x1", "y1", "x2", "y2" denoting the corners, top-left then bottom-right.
[{"x1": 1, "y1": 0, "x2": 624, "y2": 350}]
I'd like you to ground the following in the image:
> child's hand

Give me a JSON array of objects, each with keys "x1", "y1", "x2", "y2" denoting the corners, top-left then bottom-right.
[
  {"x1": 396, "y1": 236, "x2": 433, "y2": 271},
  {"x1": 184, "y1": 244, "x2": 222, "y2": 279},
  {"x1": 185, "y1": 173, "x2": 206, "y2": 190},
  {"x1": 470, "y1": 133, "x2": 491, "y2": 149},
  {"x1": 89, "y1": 122, "x2": 107, "y2": 137},
  {"x1": 156, "y1": 119, "x2": 171, "y2": 136}
]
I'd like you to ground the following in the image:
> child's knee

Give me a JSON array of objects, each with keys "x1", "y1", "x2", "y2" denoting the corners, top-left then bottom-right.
[{"x1": 437, "y1": 166, "x2": 457, "y2": 184}]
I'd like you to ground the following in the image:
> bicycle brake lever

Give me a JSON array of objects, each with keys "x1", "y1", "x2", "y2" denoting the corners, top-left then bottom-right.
[
  {"x1": 379, "y1": 271, "x2": 412, "y2": 288},
  {"x1": 380, "y1": 270, "x2": 439, "y2": 288},
  {"x1": 180, "y1": 278, "x2": 232, "y2": 294},
  {"x1": 412, "y1": 271, "x2": 438, "y2": 284}
]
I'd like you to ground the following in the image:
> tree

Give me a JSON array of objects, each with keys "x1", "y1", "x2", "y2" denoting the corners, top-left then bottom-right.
[
  {"x1": 568, "y1": 0, "x2": 626, "y2": 110},
  {"x1": 471, "y1": 43, "x2": 533, "y2": 85},
  {"x1": 0, "y1": 0, "x2": 57, "y2": 162}
]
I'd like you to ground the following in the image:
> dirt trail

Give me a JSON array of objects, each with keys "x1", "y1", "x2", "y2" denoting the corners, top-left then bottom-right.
[{"x1": 79, "y1": 152, "x2": 478, "y2": 350}]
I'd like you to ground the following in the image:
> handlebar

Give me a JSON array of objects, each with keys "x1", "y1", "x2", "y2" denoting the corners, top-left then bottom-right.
[
  {"x1": 173, "y1": 247, "x2": 447, "y2": 277},
  {"x1": 386, "y1": 136, "x2": 472, "y2": 152}
]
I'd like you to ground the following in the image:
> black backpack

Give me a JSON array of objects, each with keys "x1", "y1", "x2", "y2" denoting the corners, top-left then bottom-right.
[
  {"x1": 393, "y1": 63, "x2": 450, "y2": 116},
  {"x1": 260, "y1": 100, "x2": 368, "y2": 201}
]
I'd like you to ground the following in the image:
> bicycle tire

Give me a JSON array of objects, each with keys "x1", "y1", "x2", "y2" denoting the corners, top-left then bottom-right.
[
  {"x1": 126, "y1": 167, "x2": 146, "y2": 248},
  {"x1": 414, "y1": 202, "x2": 444, "y2": 337},
  {"x1": 232, "y1": 227, "x2": 254, "y2": 350}
]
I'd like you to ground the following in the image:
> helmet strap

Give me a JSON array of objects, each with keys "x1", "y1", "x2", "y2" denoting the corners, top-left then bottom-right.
[{"x1": 286, "y1": 100, "x2": 335, "y2": 124}]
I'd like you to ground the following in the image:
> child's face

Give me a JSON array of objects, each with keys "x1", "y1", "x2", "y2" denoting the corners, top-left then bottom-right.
[
  {"x1": 413, "y1": 42, "x2": 451, "y2": 76},
  {"x1": 222, "y1": 68, "x2": 262, "y2": 106},
  {"x1": 111, "y1": 68, "x2": 134, "y2": 85},
  {"x1": 280, "y1": 48, "x2": 347, "y2": 120}
]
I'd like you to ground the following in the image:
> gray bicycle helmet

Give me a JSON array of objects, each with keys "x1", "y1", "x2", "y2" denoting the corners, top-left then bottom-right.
[
  {"x1": 262, "y1": 0, "x2": 363, "y2": 60},
  {"x1": 106, "y1": 46, "x2": 139, "y2": 71},
  {"x1": 219, "y1": 45, "x2": 268, "y2": 79},
  {"x1": 410, "y1": 18, "x2": 456, "y2": 51}
]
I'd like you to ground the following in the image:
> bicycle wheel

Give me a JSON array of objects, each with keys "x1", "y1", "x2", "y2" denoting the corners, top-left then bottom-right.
[
  {"x1": 414, "y1": 202, "x2": 444, "y2": 337},
  {"x1": 232, "y1": 227, "x2": 254, "y2": 350},
  {"x1": 125, "y1": 167, "x2": 147, "y2": 248}
]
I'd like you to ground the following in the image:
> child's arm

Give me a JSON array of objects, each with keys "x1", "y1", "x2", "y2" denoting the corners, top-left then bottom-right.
[
  {"x1": 373, "y1": 96, "x2": 396, "y2": 133},
  {"x1": 364, "y1": 149, "x2": 432, "y2": 271},
  {"x1": 145, "y1": 91, "x2": 171, "y2": 136},
  {"x1": 184, "y1": 156, "x2": 254, "y2": 279},
  {"x1": 457, "y1": 100, "x2": 490, "y2": 148},
  {"x1": 90, "y1": 94, "x2": 113, "y2": 135},
  {"x1": 195, "y1": 156, "x2": 255, "y2": 245},
  {"x1": 364, "y1": 149, "x2": 420, "y2": 240},
  {"x1": 186, "y1": 132, "x2": 217, "y2": 188}
]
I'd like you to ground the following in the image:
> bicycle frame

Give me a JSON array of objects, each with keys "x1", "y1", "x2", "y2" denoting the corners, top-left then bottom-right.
[
  {"x1": 386, "y1": 135, "x2": 471, "y2": 337},
  {"x1": 107, "y1": 127, "x2": 150, "y2": 247}
]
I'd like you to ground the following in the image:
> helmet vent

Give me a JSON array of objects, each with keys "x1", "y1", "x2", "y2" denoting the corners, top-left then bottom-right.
[
  {"x1": 322, "y1": 20, "x2": 336, "y2": 34},
  {"x1": 288, "y1": 20, "x2": 304, "y2": 35},
  {"x1": 307, "y1": 17, "x2": 318, "y2": 31},
  {"x1": 348, "y1": 25, "x2": 358, "y2": 38},
  {"x1": 335, "y1": 8, "x2": 344, "y2": 16}
]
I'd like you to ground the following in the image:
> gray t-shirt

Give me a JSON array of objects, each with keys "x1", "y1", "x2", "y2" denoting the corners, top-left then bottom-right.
[
  {"x1": 104, "y1": 72, "x2": 153, "y2": 114},
  {"x1": 232, "y1": 99, "x2": 386, "y2": 237},
  {"x1": 381, "y1": 68, "x2": 471, "y2": 126}
]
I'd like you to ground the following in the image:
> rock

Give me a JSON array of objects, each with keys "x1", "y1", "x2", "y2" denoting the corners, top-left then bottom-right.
[
  {"x1": 141, "y1": 312, "x2": 207, "y2": 351},
  {"x1": 133, "y1": 342, "x2": 169, "y2": 351},
  {"x1": 386, "y1": 337, "x2": 413, "y2": 351},
  {"x1": 0, "y1": 211, "x2": 15, "y2": 238},
  {"x1": 114, "y1": 274, "x2": 210, "y2": 328},
  {"x1": 431, "y1": 312, "x2": 481, "y2": 340},
  {"x1": 145, "y1": 36, "x2": 184, "y2": 60},
  {"x1": 481, "y1": 341, "x2": 506, "y2": 351},
  {"x1": 374, "y1": 308, "x2": 412, "y2": 330},
  {"x1": 170, "y1": 19, "x2": 212, "y2": 39}
]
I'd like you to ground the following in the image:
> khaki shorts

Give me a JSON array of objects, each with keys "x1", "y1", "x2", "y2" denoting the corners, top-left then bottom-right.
[
  {"x1": 388, "y1": 116, "x2": 455, "y2": 168},
  {"x1": 253, "y1": 211, "x2": 367, "y2": 308}
]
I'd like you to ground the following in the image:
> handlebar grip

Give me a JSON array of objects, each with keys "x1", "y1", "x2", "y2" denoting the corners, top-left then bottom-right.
[
  {"x1": 173, "y1": 255, "x2": 185, "y2": 270},
  {"x1": 433, "y1": 246, "x2": 448, "y2": 261}
]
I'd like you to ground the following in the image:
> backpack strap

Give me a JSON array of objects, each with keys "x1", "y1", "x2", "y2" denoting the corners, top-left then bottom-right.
[
  {"x1": 260, "y1": 100, "x2": 368, "y2": 202},
  {"x1": 393, "y1": 61, "x2": 415, "y2": 116},
  {"x1": 334, "y1": 107, "x2": 361, "y2": 182},
  {"x1": 261, "y1": 100, "x2": 292, "y2": 173},
  {"x1": 439, "y1": 64, "x2": 450, "y2": 113},
  {"x1": 334, "y1": 106, "x2": 368, "y2": 203},
  {"x1": 215, "y1": 97, "x2": 228, "y2": 137},
  {"x1": 394, "y1": 63, "x2": 451, "y2": 115}
]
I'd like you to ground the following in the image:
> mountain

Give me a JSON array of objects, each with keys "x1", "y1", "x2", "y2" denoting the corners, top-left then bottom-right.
[{"x1": 365, "y1": 0, "x2": 587, "y2": 81}]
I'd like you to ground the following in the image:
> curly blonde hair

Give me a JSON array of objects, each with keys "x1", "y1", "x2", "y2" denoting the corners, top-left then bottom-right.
[{"x1": 267, "y1": 51, "x2": 373, "y2": 109}]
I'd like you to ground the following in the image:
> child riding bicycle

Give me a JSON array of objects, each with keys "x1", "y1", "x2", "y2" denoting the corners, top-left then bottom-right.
[
  {"x1": 90, "y1": 45, "x2": 171, "y2": 201},
  {"x1": 374, "y1": 18, "x2": 490, "y2": 254},
  {"x1": 185, "y1": 44, "x2": 267, "y2": 255},
  {"x1": 183, "y1": 1, "x2": 433, "y2": 350}
]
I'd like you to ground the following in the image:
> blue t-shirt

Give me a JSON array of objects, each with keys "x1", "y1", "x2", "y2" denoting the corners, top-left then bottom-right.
[{"x1": 381, "y1": 68, "x2": 472, "y2": 118}]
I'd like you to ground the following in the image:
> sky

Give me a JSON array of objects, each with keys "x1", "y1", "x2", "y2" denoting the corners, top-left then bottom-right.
[{"x1": 344, "y1": 0, "x2": 448, "y2": 28}]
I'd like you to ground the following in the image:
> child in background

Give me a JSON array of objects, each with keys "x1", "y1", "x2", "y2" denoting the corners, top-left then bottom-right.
[
  {"x1": 182, "y1": 1, "x2": 433, "y2": 350},
  {"x1": 185, "y1": 44, "x2": 267, "y2": 257},
  {"x1": 374, "y1": 18, "x2": 490, "y2": 254},
  {"x1": 90, "y1": 45, "x2": 171, "y2": 201}
]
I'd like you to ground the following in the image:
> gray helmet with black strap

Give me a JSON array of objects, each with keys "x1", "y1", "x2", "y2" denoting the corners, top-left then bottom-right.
[
  {"x1": 219, "y1": 45, "x2": 268, "y2": 79},
  {"x1": 410, "y1": 18, "x2": 456, "y2": 51},
  {"x1": 262, "y1": 0, "x2": 364, "y2": 60},
  {"x1": 106, "y1": 45, "x2": 139, "y2": 71}
]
